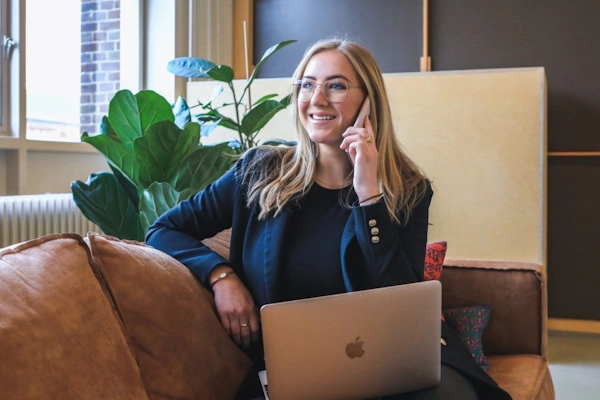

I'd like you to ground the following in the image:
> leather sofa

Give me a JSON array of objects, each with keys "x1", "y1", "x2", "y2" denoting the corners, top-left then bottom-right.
[{"x1": 0, "y1": 230, "x2": 554, "y2": 399}]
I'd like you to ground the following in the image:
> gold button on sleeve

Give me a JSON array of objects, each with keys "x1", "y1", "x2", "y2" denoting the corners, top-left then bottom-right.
[
  {"x1": 371, "y1": 227, "x2": 379, "y2": 235},
  {"x1": 371, "y1": 236, "x2": 380, "y2": 244},
  {"x1": 368, "y1": 219, "x2": 377, "y2": 227}
]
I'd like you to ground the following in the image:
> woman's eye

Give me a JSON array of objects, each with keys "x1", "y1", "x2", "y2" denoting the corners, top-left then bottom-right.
[
  {"x1": 327, "y1": 81, "x2": 345, "y2": 91},
  {"x1": 301, "y1": 81, "x2": 314, "y2": 90}
]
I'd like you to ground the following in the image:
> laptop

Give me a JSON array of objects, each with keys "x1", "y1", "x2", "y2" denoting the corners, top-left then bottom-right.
[{"x1": 259, "y1": 280, "x2": 442, "y2": 400}]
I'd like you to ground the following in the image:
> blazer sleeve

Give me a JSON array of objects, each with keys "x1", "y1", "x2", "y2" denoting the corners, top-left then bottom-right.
[
  {"x1": 346, "y1": 182, "x2": 433, "y2": 290},
  {"x1": 145, "y1": 163, "x2": 242, "y2": 286}
]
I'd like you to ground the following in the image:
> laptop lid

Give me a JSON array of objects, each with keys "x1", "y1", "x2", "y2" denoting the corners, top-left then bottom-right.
[{"x1": 260, "y1": 280, "x2": 442, "y2": 400}]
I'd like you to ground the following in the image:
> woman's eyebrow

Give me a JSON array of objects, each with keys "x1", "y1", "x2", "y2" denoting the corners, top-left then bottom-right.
[{"x1": 301, "y1": 74, "x2": 350, "y2": 81}]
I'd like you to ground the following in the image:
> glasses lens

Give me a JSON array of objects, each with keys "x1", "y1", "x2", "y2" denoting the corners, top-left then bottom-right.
[
  {"x1": 322, "y1": 80, "x2": 348, "y2": 103},
  {"x1": 297, "y1": 80, "x2": 314, "y2": 102},
  {"x1": 295, "y1": 79, "x2": 350, "y2": 103}
]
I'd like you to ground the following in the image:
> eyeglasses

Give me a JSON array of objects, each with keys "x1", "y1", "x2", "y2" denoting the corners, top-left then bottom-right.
[{"x1": 292, "y1": 79, "x2": 364, "y2": 103}]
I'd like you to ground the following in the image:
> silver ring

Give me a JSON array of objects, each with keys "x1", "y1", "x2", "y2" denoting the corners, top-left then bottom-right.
[{"x1": 240, "y1": 323, "x2": 249, "y2": 328}]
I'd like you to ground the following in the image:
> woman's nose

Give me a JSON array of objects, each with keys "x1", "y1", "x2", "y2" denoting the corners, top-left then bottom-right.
[{"x1": 310, "y1": 86, "x2": 329, "y2": 105}]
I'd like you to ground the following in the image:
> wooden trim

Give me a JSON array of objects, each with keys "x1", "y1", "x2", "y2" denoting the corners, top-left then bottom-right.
[
  {"x1": 420, "y1": 0, "x2": 431, "y2": 72},
  {"x1": 549, "y1": 318, "x2": 600, "y2": 334},
  {"x1": 232, "y1": 0, "x2": 254, "y2": 79},
  {"x1": 548, "y1": 151, "x2": 600, "y2": 157}
]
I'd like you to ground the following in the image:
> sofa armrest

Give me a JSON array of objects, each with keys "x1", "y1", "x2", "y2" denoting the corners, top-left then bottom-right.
[
  {"x1": 201, "y1": 229, "x2": 232, "y2": 260},
  {"x1": 440, "y1": 259, "x2": 547, "y2": 359}
]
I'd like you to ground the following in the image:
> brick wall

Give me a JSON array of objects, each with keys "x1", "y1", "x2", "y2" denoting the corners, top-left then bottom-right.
[{"x1": 80, "y1": 0, "x2": 120, "y2": 135}]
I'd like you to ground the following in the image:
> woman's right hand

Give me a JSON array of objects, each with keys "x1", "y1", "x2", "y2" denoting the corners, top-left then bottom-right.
[{"x1": 210, "y1": 269, "x2": 260, "y2": 349}]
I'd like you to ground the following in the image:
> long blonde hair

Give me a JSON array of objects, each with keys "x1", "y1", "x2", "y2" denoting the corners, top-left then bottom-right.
[{"x1": 242, "y1": 38, "x2": 428, "y2": 224}]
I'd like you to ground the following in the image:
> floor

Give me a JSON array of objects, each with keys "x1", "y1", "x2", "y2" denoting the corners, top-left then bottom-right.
[{"x1": 547, "y1": 330, "x2": 600, "y2": 399}]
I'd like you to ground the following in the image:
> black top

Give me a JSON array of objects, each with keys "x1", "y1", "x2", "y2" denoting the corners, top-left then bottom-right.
[{"x1": 280, "y1": 184, "x2": 351, "y2": 301}]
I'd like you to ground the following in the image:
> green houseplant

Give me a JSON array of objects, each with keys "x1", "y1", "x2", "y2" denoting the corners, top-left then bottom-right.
[{"x1": 71, "y1": 40, "x2": 296, "y2": 242}]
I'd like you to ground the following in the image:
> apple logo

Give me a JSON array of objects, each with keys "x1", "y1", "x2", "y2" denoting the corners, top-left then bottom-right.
[{"x1": 345, "y1": 336, "x2": 366, "y2": 359}]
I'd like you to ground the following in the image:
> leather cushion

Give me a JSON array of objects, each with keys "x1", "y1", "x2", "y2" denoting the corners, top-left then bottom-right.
[
  {"x1": 87, "y1": 233, "x2": 252, "y2": 400},
  {"x1": 0, "y1": 234, "x2": 148, "y2": 399},
  {"x1": 487, "y1": 354, "x2": 555, "y2": 400}
]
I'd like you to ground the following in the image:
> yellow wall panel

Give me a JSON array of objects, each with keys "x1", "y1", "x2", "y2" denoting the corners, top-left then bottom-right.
[{"x1": 188, "y1": 67, "x2": 547, "y2": 265}]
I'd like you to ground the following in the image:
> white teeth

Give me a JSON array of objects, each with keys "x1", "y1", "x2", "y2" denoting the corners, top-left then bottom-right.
[{"x1": 312, "y1": 115, "x2": 334, "y2": 120}]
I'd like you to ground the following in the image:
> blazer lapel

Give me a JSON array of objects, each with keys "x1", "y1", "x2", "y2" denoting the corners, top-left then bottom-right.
[{"x1": 263, "y1": 208, "x2": 293, "y2": 303}]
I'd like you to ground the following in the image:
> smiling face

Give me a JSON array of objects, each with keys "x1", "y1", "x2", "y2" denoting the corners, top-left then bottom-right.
[{"x1": 297, "y1": 50, "x2": 366, "y2": 148}]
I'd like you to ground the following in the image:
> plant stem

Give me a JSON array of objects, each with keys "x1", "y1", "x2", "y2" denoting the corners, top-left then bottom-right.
[{"x1": 228, "y1": 82, "x2": 245, "y2": 150}]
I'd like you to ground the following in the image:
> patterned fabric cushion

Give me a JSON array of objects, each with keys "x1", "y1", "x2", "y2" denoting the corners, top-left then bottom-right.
[
  {"x1": 442, "y1": 305, "x2": 493, "y2": 370},
  {"x1": 424, "y1": 241, "x2": 447, "y2": 281},
  {"x1": 425, "y1": 241, "x2": 447, "y2": 321}
]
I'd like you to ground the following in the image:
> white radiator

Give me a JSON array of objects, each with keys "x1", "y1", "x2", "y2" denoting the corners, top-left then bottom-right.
[{"x1": 0, "y1": 194, "x2": 101, "y2": 248}]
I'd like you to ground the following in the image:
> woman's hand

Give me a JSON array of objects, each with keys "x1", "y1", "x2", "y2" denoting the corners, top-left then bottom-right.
[
  {"x1": 210, "y1": 268, "x2": 260, "y2": 349},
  {"x1": 340, "y1": 116, "x2": 380, "y2": 202}
]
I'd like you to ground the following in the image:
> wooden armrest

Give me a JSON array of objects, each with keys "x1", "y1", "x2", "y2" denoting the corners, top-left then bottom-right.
[{"x1": 440, "y1": 259, "x2": 547, "y2": 358}]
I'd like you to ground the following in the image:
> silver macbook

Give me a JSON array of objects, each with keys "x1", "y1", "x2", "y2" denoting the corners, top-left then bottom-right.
[{"x1": 260, "y1": 280, "x2": 442, "y2": 400}]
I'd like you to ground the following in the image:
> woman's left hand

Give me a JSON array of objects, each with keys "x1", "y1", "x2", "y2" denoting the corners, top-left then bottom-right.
[{"x1": 340, "y1": 116, "x2": 380, "y2": 202}]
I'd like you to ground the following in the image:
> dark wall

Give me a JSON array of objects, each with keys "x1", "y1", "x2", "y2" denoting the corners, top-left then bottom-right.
[
  {"x1": 253, "y1": 0, "x2": 423, "y2": 76},
  {"x1": 428, "y1": 0, "x2": 600, "y2": 320},
  {"x1": 254, "y1": 0, "x2": 600, "y2": 320},
  {"x1": 429, "y1": 0, "x2": 600, "y2": 151}
]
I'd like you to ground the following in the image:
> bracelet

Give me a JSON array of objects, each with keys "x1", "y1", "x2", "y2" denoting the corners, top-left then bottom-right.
[
  {"x1": 210, "y1": 270, "x2": 235, "y2": 288},
  {"x1": 359, "y1": 193, "x2": 384, "y2": 204}
]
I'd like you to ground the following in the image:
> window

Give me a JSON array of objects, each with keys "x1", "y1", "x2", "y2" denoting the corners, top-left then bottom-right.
[{"x1": 26, "y1": 0, "x2": 121, "y2": 142}]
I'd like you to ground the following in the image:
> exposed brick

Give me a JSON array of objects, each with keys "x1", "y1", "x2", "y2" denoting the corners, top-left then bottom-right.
[
  {"x1": 107, "y1": 72, "x2": 120, "y2": 81},
  {"x1": 81, "y1": 63, "x2": 98, "y2": 73},
  {"x1": 81, "y1": 2, "x2": 98, "y2": 13},
  {"x1": 81, "y1": 84, "x2": 97, "y2": 93},
  {"x1": 81, "y1": 43, "x2": 98, "y2": 52},
  {"x1": 81, "y1": 0, "x2": 120, "y2": 130},
  {"x1": 99, "y1": 42, "x2": 115, "y2": 51},
  {"x1": 100, "y1": 61, "x2": 120, "y2": 72},
  {"x1": 100, "y1": 20, "x2": 120, "y2": 31},
  {"x1": 81, "y1": 104, "x2": 96, "y2": 114},
  {"x1": 93, "y1": 31, "x2": 107, "y2": 42},
  {"x1": 81, "y1": 22, "x2": 98, "y2": 32}
]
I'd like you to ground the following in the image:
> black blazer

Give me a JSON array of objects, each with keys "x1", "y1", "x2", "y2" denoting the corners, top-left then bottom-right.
[{"x1": 146, "y1": 151, "x2": 431, "y2": 306}]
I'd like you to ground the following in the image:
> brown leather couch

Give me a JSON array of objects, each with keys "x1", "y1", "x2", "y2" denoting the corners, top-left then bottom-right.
[
  {"x1": 0, "y1": 231, "x2": 554, "y2": 399},
  {"x1": 441, "y1": 259, "x2": 555, "y2": 400}
]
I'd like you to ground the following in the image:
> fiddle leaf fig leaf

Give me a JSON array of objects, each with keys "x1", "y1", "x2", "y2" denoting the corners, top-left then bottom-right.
[
  {"x1": 172, "y1": 142, "x2": 237, "y2": 192},
  {"x1": 81, "y1": 130, "x2": 137, "y2": 185},
  {"x1": 241, "y1": 99, "x2": 287, "y2": 135},
  {"x1": 134, "y1": 120, "x2": 201, "y2": 188},
  {"x1": 71, "y1": 172, "x2": 144, "y2": 241},
  {"x1": 108, "y1": 89, "x2": 174, "y2": 150},
  {"x1": 279, "y1": 92, "x2": 293, "y2": 107},
  {"x1": 244, "y1": 40, "x2": 297, "y2": 93},
  {"x1": 139, "y1": 182, "x2": 194, "y2": 235},
  {"x1": 167, "y1": 57, "x2": 216, "y2": 78},
  {"x1": 173, "y1": 95, "x2": 192, "y2": 130},
  {"x1": 253, "y1": 94, "x2": 279, "y2": 106},
  {"x1": 135, "y1": 90, "x2": 175, "y2": 130},
  {"x1": 207, "y1": 65, "x2": 235, "y2": 83}
]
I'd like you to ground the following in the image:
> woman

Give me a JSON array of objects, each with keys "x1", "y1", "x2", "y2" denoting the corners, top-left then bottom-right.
[{"x1": 146, "y1": 38, "x2": 511, "y2": 400}]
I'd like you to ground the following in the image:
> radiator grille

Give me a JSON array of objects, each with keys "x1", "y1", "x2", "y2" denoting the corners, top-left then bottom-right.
[{"x1": 0, "y1": 194, "x2": 101, "y2": 248}]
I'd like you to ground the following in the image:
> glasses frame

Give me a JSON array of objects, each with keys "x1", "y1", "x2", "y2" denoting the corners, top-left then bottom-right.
[{"x1": 292, "y1": 79, "x2": 364, "y2": 103}]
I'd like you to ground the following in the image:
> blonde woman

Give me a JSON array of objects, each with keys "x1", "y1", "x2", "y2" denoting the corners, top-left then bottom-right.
[{"x1": 147, "y1": 39, "x2": 510, "y2": 399}]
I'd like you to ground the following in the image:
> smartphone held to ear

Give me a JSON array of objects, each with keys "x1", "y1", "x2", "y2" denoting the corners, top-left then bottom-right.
[
  {"x1": 354, "y1": 98, "x2": 370, "y2": 128},
  {"x1": 345, "y1": 97, "x2": 371, "y2": 166}
]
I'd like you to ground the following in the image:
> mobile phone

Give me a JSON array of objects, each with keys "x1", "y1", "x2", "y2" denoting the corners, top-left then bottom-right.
[
  {"x1": 353, "y1": 97, "x2": 371, "y2": 128},
  {"x1": 346, "y1": 97, "x2": 371, "y2": 166}
]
